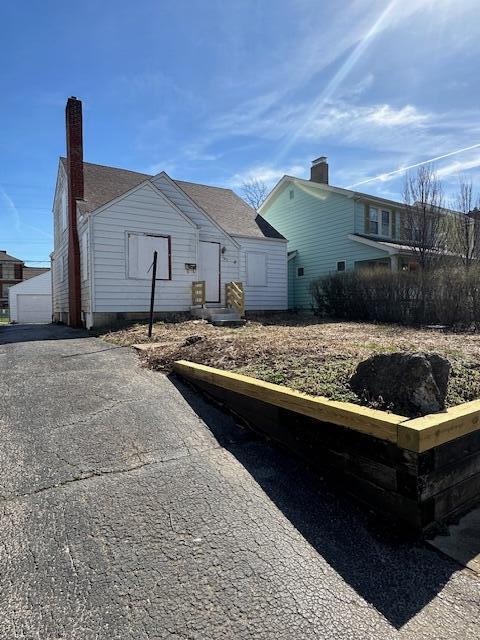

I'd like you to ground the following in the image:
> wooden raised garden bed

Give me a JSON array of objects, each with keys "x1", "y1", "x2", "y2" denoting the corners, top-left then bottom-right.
[{"x1": 174, "y1": 360, "x2": 480, "y2": 534}]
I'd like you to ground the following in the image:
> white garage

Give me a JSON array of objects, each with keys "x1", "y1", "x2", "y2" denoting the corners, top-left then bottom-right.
[{"x1": 9, "y1": 271, "x2": 52, "y2": 324}]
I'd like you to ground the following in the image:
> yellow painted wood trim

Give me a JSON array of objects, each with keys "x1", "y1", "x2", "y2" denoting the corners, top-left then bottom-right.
[
  {"x1": 174, "y1": 360, "x2": 405, "y2": 442},
  {"x1": 399, "y1": 399, "x2": 480, "y2": 453},
  {"x1": 173, "y1": 361, "x2": 480, "y2": 453}
]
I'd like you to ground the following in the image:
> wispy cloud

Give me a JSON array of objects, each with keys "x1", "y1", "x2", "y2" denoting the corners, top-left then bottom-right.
[
  {"x1": 0, "y1": 185, "x2": 53, "y2": 240},
  {"x1": 347, "y1": 143, "x2": 480, "y2": 188},
  {"x1": 0, "y1": 186, "x2": 21, "y2": 232},
  {"x1": 229, "y1": 164, "x2": 306, "y2": 190}
]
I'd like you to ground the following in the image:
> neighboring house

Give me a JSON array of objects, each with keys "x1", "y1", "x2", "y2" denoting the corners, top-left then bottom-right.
[
  {"x1": 23, "y1": 266, "x2": 50, "y2": 280},
  {"x1": 8, "y1": 271, "x2": 52, "y2": 324},
  {"x1": 260, "y1": 157, "x2": 463, "y2": 310},
  {"x1": 52, "y1": 97, "x2": 287, "y2": 329},
  {"x1": 0, "y1": 250, "x2": 23, "y2": 310}
]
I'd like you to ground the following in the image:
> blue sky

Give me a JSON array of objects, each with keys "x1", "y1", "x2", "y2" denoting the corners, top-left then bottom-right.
[{"x1": 1, "y1": 0, "x2": 480, "y2": 266}]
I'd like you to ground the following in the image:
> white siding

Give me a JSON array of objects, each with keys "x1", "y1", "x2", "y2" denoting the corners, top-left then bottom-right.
[
  {"x1": 79, "y1": 215, "x2": 91, "y2": 315},
  {"x1": 150, "y1": 175, "x2": 240, "y2": 306},
  {"x1": 235, "y1": 237, "x2": 288, "y2": 310},
  {"x1": 92, "y1": 183, "x2": 202, "y2": 312},
  {"x1": 9, "y1": 271, "x2": 52, "y2": 323},
  {"x1": 51, "y1": 163, "x2": 69, "y2": 320}
]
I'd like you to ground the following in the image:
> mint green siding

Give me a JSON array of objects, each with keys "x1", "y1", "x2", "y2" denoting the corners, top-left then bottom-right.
[
  {"x1": 263, "y1": 184, "x2": 389, "y2": 309},
  {"x1": 287, "y1": 256, "x2": 296, "y2": 309}
]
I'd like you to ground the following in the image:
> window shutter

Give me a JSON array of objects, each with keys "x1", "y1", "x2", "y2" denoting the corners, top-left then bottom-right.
[
  {"x1": 128, "y1": 233, "x2": 140, "y2": 278},
  {"x1": 364, "y1": 204, "x2": 370, "y2": 234},
  {"x1": 247, "y1": 252, "x2": 268, "y2": 286}
]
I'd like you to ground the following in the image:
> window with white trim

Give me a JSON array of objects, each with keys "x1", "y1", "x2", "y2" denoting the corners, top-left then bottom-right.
[
  {"x1": 246, "y1": 252, "x2": 267, "y2": 286},
  {"x1": 368, "y1": 207, "x2": 378, "y2": 234},
  {"x1": 127, "y1": 233, "x2": 171, "y2": 280},
  {"x1": 368, "y1": 207, "x2": 392, "y2": 237},
  {"x1": 297, "y1": 267, "x2": 304, "y2": 277},
  {"x1": 336, "y1": 260, "x2": 346, "y2": 272},
  {"x1": 381, "y1": 210, "x2": 391, "y2": 236}
]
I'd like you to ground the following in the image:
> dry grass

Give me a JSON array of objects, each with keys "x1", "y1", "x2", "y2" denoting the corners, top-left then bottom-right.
[{"x1": 102, "y1": 314, "x2": 480, "y2": 408}]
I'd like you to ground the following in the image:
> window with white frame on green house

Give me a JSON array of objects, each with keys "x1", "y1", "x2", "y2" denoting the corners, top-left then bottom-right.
[{"x1": 366, "y1": 206, "x2": 396, "y2": 238}]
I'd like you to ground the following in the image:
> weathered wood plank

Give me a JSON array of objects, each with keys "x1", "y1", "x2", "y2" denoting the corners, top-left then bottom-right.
[
  {"x1": 174, "y1": 360, "x2": 405, "y2": 442},
  {"x1": 398, "y1": 399, "x2": 480, "y2": 452}
]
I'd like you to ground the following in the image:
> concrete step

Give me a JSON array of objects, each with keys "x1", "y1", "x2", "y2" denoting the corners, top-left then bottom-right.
[
  {"x1": 208, "y1": 308, "x2": 237, "y2": 316},
  {"x1": 209, "y1": 313, "x2": 241, "y2": 321},
  {"x1": 191, "y1": 307, "x2": 240, "y2": 321},
  {"x1": 211, "y1": 319, "x2": 246, "y2": 328}
]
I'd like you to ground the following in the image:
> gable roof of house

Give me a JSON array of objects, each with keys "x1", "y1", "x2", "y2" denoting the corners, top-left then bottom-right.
[
  {"x1": 259, "y1": 174, "x2": 409, "y2": 213},
  {"x1": 0, "y1": 250, "x2": 23, "y2": 263},
  {"x1": 260, "y1": 174, "x2": 464, "y2": 217},
  {"x1": 60, "y1": 158, "x2": 284, "y2": 239}
]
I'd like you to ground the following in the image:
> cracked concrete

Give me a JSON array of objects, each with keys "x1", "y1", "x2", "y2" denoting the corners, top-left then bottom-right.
[{"x1": 0, "y1": 323, "x2": 479, "y2": 639}]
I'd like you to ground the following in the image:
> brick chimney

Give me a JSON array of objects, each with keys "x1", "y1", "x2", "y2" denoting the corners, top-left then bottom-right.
[
  {"x1": 310, "y1": 156, "x2": 329, "y2": 184},
  {"x1": 65, "y1": 96, "x2": 84, "y2": 328}
]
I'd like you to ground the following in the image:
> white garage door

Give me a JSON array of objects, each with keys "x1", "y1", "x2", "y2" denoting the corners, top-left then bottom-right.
[{"x1": 17, "y1": 294, "x2": 52, "y2": 323}]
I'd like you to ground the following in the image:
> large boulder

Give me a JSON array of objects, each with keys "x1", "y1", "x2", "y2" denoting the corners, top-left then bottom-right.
[{"x1": 349, "y1": 352, "x2": 451, "y2": 417}]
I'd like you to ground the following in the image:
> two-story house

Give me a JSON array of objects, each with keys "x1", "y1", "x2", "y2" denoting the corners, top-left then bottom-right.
[
  {"x1": 260, "y1": 158, "x2": 454, "y2": 310},
  {"x1": 0, "y1": 250, "x2": 23, "y2": 310}
]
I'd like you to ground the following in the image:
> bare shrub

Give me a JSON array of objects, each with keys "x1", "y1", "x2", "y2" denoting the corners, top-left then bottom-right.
[{"x1": 311, "y1": 267, "x2": 480, "y2": 328}]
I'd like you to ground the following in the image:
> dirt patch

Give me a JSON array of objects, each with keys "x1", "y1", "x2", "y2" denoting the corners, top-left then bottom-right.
[{"x1": 102, "y1": 315, "x2": 480, "y2": 408}]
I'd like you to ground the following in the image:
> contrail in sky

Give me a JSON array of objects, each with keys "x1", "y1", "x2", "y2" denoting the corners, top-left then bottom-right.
[{"x1": 347, "y1": 142, "x2": 480, "y2": 188}]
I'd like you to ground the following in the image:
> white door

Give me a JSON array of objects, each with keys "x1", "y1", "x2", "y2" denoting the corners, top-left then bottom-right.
[
  {"x1": 17, "y1": 294, "x2": 52, "y2": 323},
  {"x1": 199, "y1": 241, "x2": 220, "y2": 303}
]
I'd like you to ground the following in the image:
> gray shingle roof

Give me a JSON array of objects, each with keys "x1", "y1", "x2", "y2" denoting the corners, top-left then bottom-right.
[{"x1": 60, "y1": 158, "x2": 284, "y2": 239}]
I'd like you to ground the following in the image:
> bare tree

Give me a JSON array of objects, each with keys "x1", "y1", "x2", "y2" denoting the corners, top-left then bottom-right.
[
  {"x1": 240, "y1": 178, "x2": 268, "y2": 210},
  {"x1": 403, "y1": 166, "x2": 446, "y2": 271},
  {"x1": 450, "y1": 177, "x2": 480, "y2": 269}
]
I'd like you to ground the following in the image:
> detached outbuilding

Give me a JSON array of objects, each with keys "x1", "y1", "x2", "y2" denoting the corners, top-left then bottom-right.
[{"x1": 8, "y1": 271, "x2": 52, "y2": 324}]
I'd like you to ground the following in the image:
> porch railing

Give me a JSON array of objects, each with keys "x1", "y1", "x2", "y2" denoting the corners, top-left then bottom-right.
[
  {"x1": 192, "y1": 281, "x2": 206, "y2": 306},
  {"x1": 225, "y1": 281, "x2": 245, "y2": 316}
]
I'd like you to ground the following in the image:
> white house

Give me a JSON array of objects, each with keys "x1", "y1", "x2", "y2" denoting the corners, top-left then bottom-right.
[
  {"x1": 52, "y1": 98, "x2": 287, "y2": 329},
  {"x1": 8, "y1": 271, "x2": 52, "y2": 324}
]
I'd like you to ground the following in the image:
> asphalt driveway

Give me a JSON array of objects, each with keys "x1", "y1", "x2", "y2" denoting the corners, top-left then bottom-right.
[{"x1": 0, "y1": 323, "x2": 479, "y2": 639}]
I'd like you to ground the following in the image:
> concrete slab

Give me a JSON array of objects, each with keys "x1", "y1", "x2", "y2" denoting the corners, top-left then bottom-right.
[
  {"x1": 429, "y1": 506, "x2": 480, "y2": 574},
  {"x1": 1, "y1": 323, "x2": 479, "y2": 639}
]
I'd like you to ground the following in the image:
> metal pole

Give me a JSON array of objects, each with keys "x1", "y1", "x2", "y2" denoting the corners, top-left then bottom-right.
[{"x1": 148, "y1": 251, "x2": 158, "y2": 338}]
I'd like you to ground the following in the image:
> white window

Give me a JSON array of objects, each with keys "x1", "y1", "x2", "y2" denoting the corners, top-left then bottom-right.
[
  {"x1": 336, "y1": 260, "x2": 346, "y2": 272},
  {"x1": 297, "y1": 267, "x2": 304, "y2": 277},
  {"x1": 81, "y1": 232, "x2": 88, "y2": 281},
  {"x1": 127, "y1": 233, "x2": 171, "y2": 280},
  {"x1": 2, "y1": 283, "x2": 12, "y2": 298},
  {"x1": 381, "y1": 210, "x2": 390, "y2": 236},
  {"x1": 61, "y1": 190, "x2": 67, "y2": 231},
  {"x1": 368, "y1": 207, "x2": 379, "y2": 234},
  {"x1": 246, "y1": 252, "x2": 267, "y2": 287},
  {"x1": 368, "y1": 206, "x2": 392, "y2": 237}
]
